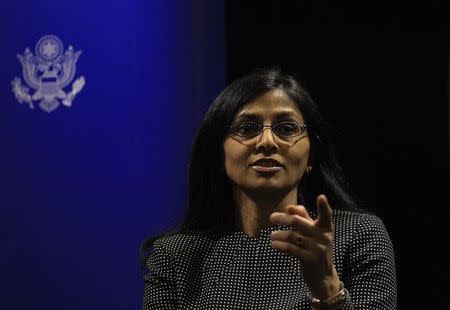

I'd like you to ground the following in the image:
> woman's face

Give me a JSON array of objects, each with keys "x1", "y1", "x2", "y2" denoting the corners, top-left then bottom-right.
[{"x1": 223, "y1": 89, "x2": 310, "y2": 195}]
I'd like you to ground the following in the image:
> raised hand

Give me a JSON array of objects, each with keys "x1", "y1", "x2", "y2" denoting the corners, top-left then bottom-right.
[{"x1": 269, "y1": 194, "x2": 341, "y2": 300}]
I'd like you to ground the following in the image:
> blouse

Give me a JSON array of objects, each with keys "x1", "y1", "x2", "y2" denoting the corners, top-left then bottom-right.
[{"x1": 142, "y1": 210, "x2": 397, "y2": 309}]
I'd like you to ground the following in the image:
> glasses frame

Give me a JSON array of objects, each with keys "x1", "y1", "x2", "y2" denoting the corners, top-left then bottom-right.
[{"x1": 228, "y1": 121, "x2": 307, "y2": 139}]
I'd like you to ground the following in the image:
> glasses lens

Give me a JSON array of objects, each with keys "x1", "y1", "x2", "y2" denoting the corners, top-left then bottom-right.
[
  {"x1": 273, "y1": 122, "x2": 302, "y2": 137},
  {"x1": 230, "y1": 122, "x2": 261, "y2": 137}
]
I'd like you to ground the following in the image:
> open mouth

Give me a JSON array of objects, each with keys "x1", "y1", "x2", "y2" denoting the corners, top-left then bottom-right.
[
  {"x1": 250, "y1": 158, "x2": 284, "y2": 168},
  {"x1": 250, "y1": 158, "x2": 284, "y2": 173}
]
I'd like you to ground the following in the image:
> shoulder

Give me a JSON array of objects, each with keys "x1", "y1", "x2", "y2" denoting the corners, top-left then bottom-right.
[
  {"x1": 332, "y1": 210, "x2": 394, "y2": 254},
  {"x1": 152, "y1": 230, "x2": 219, "y2": 260},
  {"x1": 332, "y1": 210, "x2": 393, "y2": 249},
  {"x1": 332, "y1": 210, "x2": 388, "y2": 231}
]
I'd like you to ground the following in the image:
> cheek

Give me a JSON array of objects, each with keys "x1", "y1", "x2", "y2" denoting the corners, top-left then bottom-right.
[
  {"x1": 223, "y1": 140, "x2": 248, "y2": 174},
  {"x1": 288, "y1": 143, "x2": 310, "y2": 172}
]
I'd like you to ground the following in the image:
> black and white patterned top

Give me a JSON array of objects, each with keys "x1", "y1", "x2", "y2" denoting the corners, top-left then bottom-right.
[{"x1": 142, "y1": 210, "x2": 397, "y2": 309}]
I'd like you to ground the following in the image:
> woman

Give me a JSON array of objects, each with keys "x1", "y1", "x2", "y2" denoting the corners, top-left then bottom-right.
[{"x1": 141, "y1": 68, "x2": 397, "y2": 309}]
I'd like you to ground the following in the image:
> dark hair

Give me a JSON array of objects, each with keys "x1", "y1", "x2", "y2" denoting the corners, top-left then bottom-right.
[{"x1": 140, "y1": 67, "x2": 361, "y2": 271}]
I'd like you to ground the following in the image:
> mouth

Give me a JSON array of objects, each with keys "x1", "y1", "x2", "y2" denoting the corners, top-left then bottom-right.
[{"x1": 250, "y1": 158, "x2": 284, "y2": 173}]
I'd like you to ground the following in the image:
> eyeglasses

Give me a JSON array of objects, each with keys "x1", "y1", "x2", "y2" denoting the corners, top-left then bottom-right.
[{"x1": 228, "y1": 121, "x2": 307, "y2": 139}]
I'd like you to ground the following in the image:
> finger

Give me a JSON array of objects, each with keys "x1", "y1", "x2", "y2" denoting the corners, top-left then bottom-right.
[
  {"x1": 271, "y1": 239, "x2": 309, "y2": 258},
  {"x1": 286, "y1": 204, "x2": 313, "y2": 221},
  {"x1": 271, "y1": 230, "x2": 306, "y2": 248},
  {"x1": 269, "y1": 212, "x2": 315, "y2": 235},
  {"x1": 316, "y1": 194, "x2": 333, "y2": 229}
]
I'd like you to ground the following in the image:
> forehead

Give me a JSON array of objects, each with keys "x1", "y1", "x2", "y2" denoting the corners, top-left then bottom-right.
[{"x1": 234, "y1": 89, "x2": 304, "y2": 121}]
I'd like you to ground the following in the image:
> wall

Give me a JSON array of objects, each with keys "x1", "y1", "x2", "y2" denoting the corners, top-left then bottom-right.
[{"x1": 0, "y1": 1, "x2": 224, "y2": 308}]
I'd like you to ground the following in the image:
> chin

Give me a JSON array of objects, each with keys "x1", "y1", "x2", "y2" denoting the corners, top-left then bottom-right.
[{"x1": 246, "y1": 182, "x2": 289, "y2": 194}]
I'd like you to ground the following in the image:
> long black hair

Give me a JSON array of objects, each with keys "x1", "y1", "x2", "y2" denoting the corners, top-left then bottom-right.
[{"x1": 140, "y1": 67, "x2": 360, "y2": 270}]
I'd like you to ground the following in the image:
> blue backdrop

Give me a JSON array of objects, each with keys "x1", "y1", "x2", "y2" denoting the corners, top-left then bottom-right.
[{"x1": 0, "y1": 0, "x2": 224, "y2": 308}]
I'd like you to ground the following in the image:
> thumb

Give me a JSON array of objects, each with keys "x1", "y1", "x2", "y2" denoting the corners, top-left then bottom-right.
[{"x1": 316, "y1": 194, "x2": 333, "y2": 229}]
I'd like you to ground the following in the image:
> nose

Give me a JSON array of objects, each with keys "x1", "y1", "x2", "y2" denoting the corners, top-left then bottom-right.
[{"x1": 255, "y1": 127, "x2": 279, "y2": 153}]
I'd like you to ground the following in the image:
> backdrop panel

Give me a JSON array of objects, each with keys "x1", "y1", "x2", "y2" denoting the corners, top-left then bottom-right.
[{"x1": 0, "y1": 1, "x2": 224, "y2": 309}]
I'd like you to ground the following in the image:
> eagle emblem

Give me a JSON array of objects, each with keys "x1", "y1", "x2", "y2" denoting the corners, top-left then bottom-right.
[{"x1": 12, "y1": 34, "x2": 85, "y2": 113}]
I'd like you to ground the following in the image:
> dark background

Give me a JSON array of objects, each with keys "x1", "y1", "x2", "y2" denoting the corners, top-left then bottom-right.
[{"x1": 226, "y1": 1, "x2": 448, "y2": 309}]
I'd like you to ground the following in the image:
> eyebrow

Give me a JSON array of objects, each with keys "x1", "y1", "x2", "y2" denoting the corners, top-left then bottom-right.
[{"x1": 235, "y1": 111, "x2": 301, "y2": 122}]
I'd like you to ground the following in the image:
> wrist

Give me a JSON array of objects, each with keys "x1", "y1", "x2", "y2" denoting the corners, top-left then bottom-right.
[
  {"x1": 307, "y1": 281, "x2": 348, "y2": 310},
  {"x1": 307, "y1": 273, "x2": 341, "y2": 300}
]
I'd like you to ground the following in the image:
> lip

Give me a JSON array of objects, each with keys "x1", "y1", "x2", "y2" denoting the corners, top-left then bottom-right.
[
  {"x1": 251, "y1": 165, "x2": 283, "y2": 173},
  {"x1": 250, "y1": 157, "x2": 284, "y2": 168}
]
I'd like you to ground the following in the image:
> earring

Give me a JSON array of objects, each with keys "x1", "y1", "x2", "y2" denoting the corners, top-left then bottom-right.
[{"x1": 305, "y1": 166, "x2": 312, "y2": 175}]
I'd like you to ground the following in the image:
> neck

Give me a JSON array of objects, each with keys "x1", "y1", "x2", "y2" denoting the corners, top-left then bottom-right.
[{"x1": 233, "y1": 187, "x2": 298, "y2": 237}]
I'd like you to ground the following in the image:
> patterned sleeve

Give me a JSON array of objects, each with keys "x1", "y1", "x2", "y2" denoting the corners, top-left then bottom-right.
[
  {"x1": 142, "y1": 238, "x2": 178, "y2": 310},
  {"x1": 342, "y1": 214, "x2": 397, "y2": 310}
]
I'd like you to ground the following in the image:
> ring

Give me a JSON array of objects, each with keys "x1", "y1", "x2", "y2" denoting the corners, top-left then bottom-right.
[{"x1": 294, "y1": 234, "x2": 304, "y2": 247}]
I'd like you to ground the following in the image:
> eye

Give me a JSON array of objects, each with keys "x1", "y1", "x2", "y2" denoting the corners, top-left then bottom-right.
[
  {"x1": 273, "y1": 122, "x2": 301, "y2": 137},
  {"x1": 230, "y1": 122, "x2": 261, "y2": 137}
]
